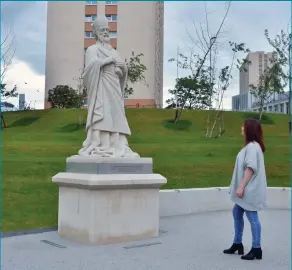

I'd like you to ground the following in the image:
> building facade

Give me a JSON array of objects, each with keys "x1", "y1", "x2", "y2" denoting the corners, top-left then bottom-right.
[
  {"x1": 232, "y1": 91, "x2": 254, "y2": 112},
  {"x1": 232, "y1": 50, "x2": 289, "y2": 115},
  {"x1": 19, "y1": 94, "x2": 26, "y2": 111},
  {"x1": 232, "y1": 91, "x2": 289, "y2": 114},
  {"x1": 45, "y1": 1, "x2": 164, "y2": 109},
  {"x1": 239, "y1": 51, "x2": 273, "y2": 94}
]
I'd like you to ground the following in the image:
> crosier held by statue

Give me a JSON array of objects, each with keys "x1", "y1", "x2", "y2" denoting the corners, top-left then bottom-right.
[{"x1": 78, "y1": 15, "x2": 139, "y2": 158}]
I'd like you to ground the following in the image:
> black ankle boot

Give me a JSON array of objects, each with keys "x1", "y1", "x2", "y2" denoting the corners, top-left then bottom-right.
[
  {"x1": 241, "y1": 247, "x2": 262, "y2": 260},
  {"x1": 223, "y1": 243, "x2": 244, "y2": 255}
]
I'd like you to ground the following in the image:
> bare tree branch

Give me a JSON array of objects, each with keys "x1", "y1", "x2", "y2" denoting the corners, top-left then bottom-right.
[
  {"x1": 185, "y1": 28, "x2": 207, "y2": 54},
  {"x1": 1, "y1": 16, "x2": 16, "y2": 82},
  {"x1": 1, "y1": 15, "x2": 17, "y2": 100},
  {"x1": 175, "y1": 1, "x2": 232, "y2": 123},
  {"x1": 192, "y1": 20, "x2": 209, "y2": 52},
  {"x1": 204, "y1": 2, "x2": 211, "y2": 41}
]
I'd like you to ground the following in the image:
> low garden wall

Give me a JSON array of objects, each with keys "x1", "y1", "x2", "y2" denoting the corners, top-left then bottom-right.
[{"x1": 159, "y1": 187, "x2": 290, "y2": 217}]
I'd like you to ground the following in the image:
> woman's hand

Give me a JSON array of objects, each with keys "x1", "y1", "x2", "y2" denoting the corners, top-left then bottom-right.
[
  {"x1": 236, "y1": 168, "x2": 253, "y2": 199},
  {"x1": 236, "y1": 187, "x2": 245, "y2": 198}
]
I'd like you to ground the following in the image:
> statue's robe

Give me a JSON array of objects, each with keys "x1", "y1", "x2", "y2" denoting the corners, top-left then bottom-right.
[{"x1": 78, "y1": 43, "x2": 138, "y2": 157}]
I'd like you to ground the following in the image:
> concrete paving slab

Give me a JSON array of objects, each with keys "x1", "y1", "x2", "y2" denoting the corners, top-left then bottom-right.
[{"x1": 1, "y1": 210, "x2": 290, "y2": 270}]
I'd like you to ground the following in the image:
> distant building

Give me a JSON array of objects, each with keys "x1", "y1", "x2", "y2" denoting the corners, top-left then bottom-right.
[
  {"x1": 239, "y1": 51, "x2": 273, "y2": 94},
  {"x1": 232, "y1": 50, "x2": 289, "y2": 114},
  {"x1": 232, "y1": 92, "x2": 254, "y2": 112},
  {"x1": 232, "y1": 91, "x2": 289, "y2": 114},
  {"x1": 19, "y1": 94, "x2": 25, "y2": 110}
]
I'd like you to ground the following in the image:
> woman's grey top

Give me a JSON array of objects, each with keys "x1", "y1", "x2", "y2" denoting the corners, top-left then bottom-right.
[{"x1": 229, "y1": 142, "x2": 267, "y2": 211}]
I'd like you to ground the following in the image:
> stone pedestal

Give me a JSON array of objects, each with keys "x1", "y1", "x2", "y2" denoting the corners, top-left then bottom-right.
[{"x1": 52, "y1": 156, "x2": 167, "y2": 245}]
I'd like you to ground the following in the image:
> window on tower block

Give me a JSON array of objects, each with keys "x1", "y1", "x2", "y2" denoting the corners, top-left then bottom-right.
[
  {"x1": 85, "y1": 15, "x2": 97, "y2": 22},
  {"x1": 106, "y1": 14, "x2": 117, "y2": 22},
  {"x1": 85, "y1": 32, "x2": 94, "y2": 38},
  {"x1": 109, "y1": 32, "x2": 117, "y2": 39},
  {"x1": 86, "y1": 1, "x2": 97, "y2": 5},
  {"x1": 105, "y1": 1, "x2": 118, "y2": 5}
]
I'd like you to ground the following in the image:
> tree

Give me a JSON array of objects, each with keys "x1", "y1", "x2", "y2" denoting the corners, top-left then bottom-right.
[
  {"x1": 168, "y1": 1, "x2": 249, "y2": 138},
  {"x1": 1, "y1": 84, "x2": 17, "y2": 129},
  {"x1": 73, "y1": 68, "x2": 87, "y2": 98},
  {"x1": 206, "y1": 42, "x2": 250, "y2": 138},
  {"x1": 124, "y1": 53, "x2": 147, "y2": 98},
  {"x1": 265, "y1": 28, "x2": 291, "y2": 132},
  {"x1": 249, "y1": 69, "x2": 276, "y2": 121},
  {"x1": 1, "y1": 101, "x2": 14, "y2": 108},
  {"x1": 1, "y1": 83, "x2": 17, "y2": 98},
  {"x1": 48, "y1": 85, "x2": 84, "y2": 108},
  {"x1": 1, "y1": 15, "x2": 16, "y2": 98},
  {"x1": 168, "y1": 1, "x2": 232, "y2": 123},
  {"x1": 19, "y1": 100, "x2": 35, "y2": 111},
  {"x1": 166, "y1": 72, "x2": 213, "y2": 110},
  {"x1": 1, "y1": 15, "x2": 17, "y2": 128}
]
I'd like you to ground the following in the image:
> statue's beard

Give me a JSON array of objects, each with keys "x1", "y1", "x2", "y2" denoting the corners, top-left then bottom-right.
[{"x1": 98, "y1": 36, "x2": 109, "y2": 44}]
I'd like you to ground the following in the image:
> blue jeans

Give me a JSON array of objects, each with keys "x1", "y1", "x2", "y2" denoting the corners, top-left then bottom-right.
[{"x1": 232, "y1": 204, "x2": 261, "y2": 248}]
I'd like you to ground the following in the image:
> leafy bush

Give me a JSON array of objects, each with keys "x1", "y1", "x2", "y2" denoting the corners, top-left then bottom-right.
[{"x1": 48, "y1": 85, "x2": 84, "y2": 108}]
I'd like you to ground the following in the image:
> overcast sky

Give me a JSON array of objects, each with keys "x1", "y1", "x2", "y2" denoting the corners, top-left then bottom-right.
[{"x1": 1, "y1": 1, "x2": 291, "y2": 109}]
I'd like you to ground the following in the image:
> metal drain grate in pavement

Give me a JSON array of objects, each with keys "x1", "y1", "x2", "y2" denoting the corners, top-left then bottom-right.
[
  {"x1": 41, "y1": 240, "x2": 66, "y2": 248},
  {"x1": 123, "y1": 242, "x2": 162, "y2": 249}
]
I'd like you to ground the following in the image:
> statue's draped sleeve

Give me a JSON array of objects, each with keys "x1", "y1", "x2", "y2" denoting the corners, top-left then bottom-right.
[{"x1": 82, "y1": 46, "x2": 103, "y2": 134}]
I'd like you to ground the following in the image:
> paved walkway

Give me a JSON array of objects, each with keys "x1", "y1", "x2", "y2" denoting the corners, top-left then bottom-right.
[{"x1": 2, "y1": 210, "x2": 290, "y2": 270}]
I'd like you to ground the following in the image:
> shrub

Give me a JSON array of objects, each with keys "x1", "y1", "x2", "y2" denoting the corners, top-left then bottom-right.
[{"x1": 48, "y1": 85, "x2": 84, "y2": 108}]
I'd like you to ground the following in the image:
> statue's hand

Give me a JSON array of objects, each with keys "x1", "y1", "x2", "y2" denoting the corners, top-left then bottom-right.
[
  {"x1": 111, "y1": 56, "x2": 117, "y2": 64},
  {"x1": 115, "y1": 62, "x2": 126, "y2": 74},
  {"x1": 115, "y1": 61, "x2": 124, "y2": 68},
  {"x1": 103, "y1": 56, "x2": 116, "y2": 66},
  {"x1": 115, "y1": 67, "x2": 123, "y2": 78}
]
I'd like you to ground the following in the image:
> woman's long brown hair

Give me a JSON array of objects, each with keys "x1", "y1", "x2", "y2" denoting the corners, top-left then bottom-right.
[{"x1": 243, "y1": 118, "x2": 265, "y2": 153}]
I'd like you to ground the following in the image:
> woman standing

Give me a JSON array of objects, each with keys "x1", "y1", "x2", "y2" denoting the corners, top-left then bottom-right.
[{"x1": 223, "y1": 118, "x2": 267, "y2": 260}]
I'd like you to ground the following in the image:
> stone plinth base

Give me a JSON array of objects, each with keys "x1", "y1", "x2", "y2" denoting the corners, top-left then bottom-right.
[
  {"x1": 53, "y1": 172, "x2": 167, "y2": 245},
  {"x1": 66, "y1": 156, "x2": 153, "y2": 174}
]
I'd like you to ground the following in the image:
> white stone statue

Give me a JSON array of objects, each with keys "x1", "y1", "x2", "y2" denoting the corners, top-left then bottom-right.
[{"x1": 78, "y1": 15, "x2": 139, "y2": 158}]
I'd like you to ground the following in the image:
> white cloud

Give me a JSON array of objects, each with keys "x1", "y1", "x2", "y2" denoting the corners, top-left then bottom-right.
[{"x1": 3, "y1": 58, "x2": 45, "y2": 109}]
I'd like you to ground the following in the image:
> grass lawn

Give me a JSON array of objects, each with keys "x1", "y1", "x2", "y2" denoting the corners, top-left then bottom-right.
[{"x1": 2, "y1": 108, "x2": 290, "y2": 232}]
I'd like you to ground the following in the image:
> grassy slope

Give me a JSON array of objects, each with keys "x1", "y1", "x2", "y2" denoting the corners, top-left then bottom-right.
[{"x1": 2, "y1": 109, "x2": 290, "y2": 231}]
